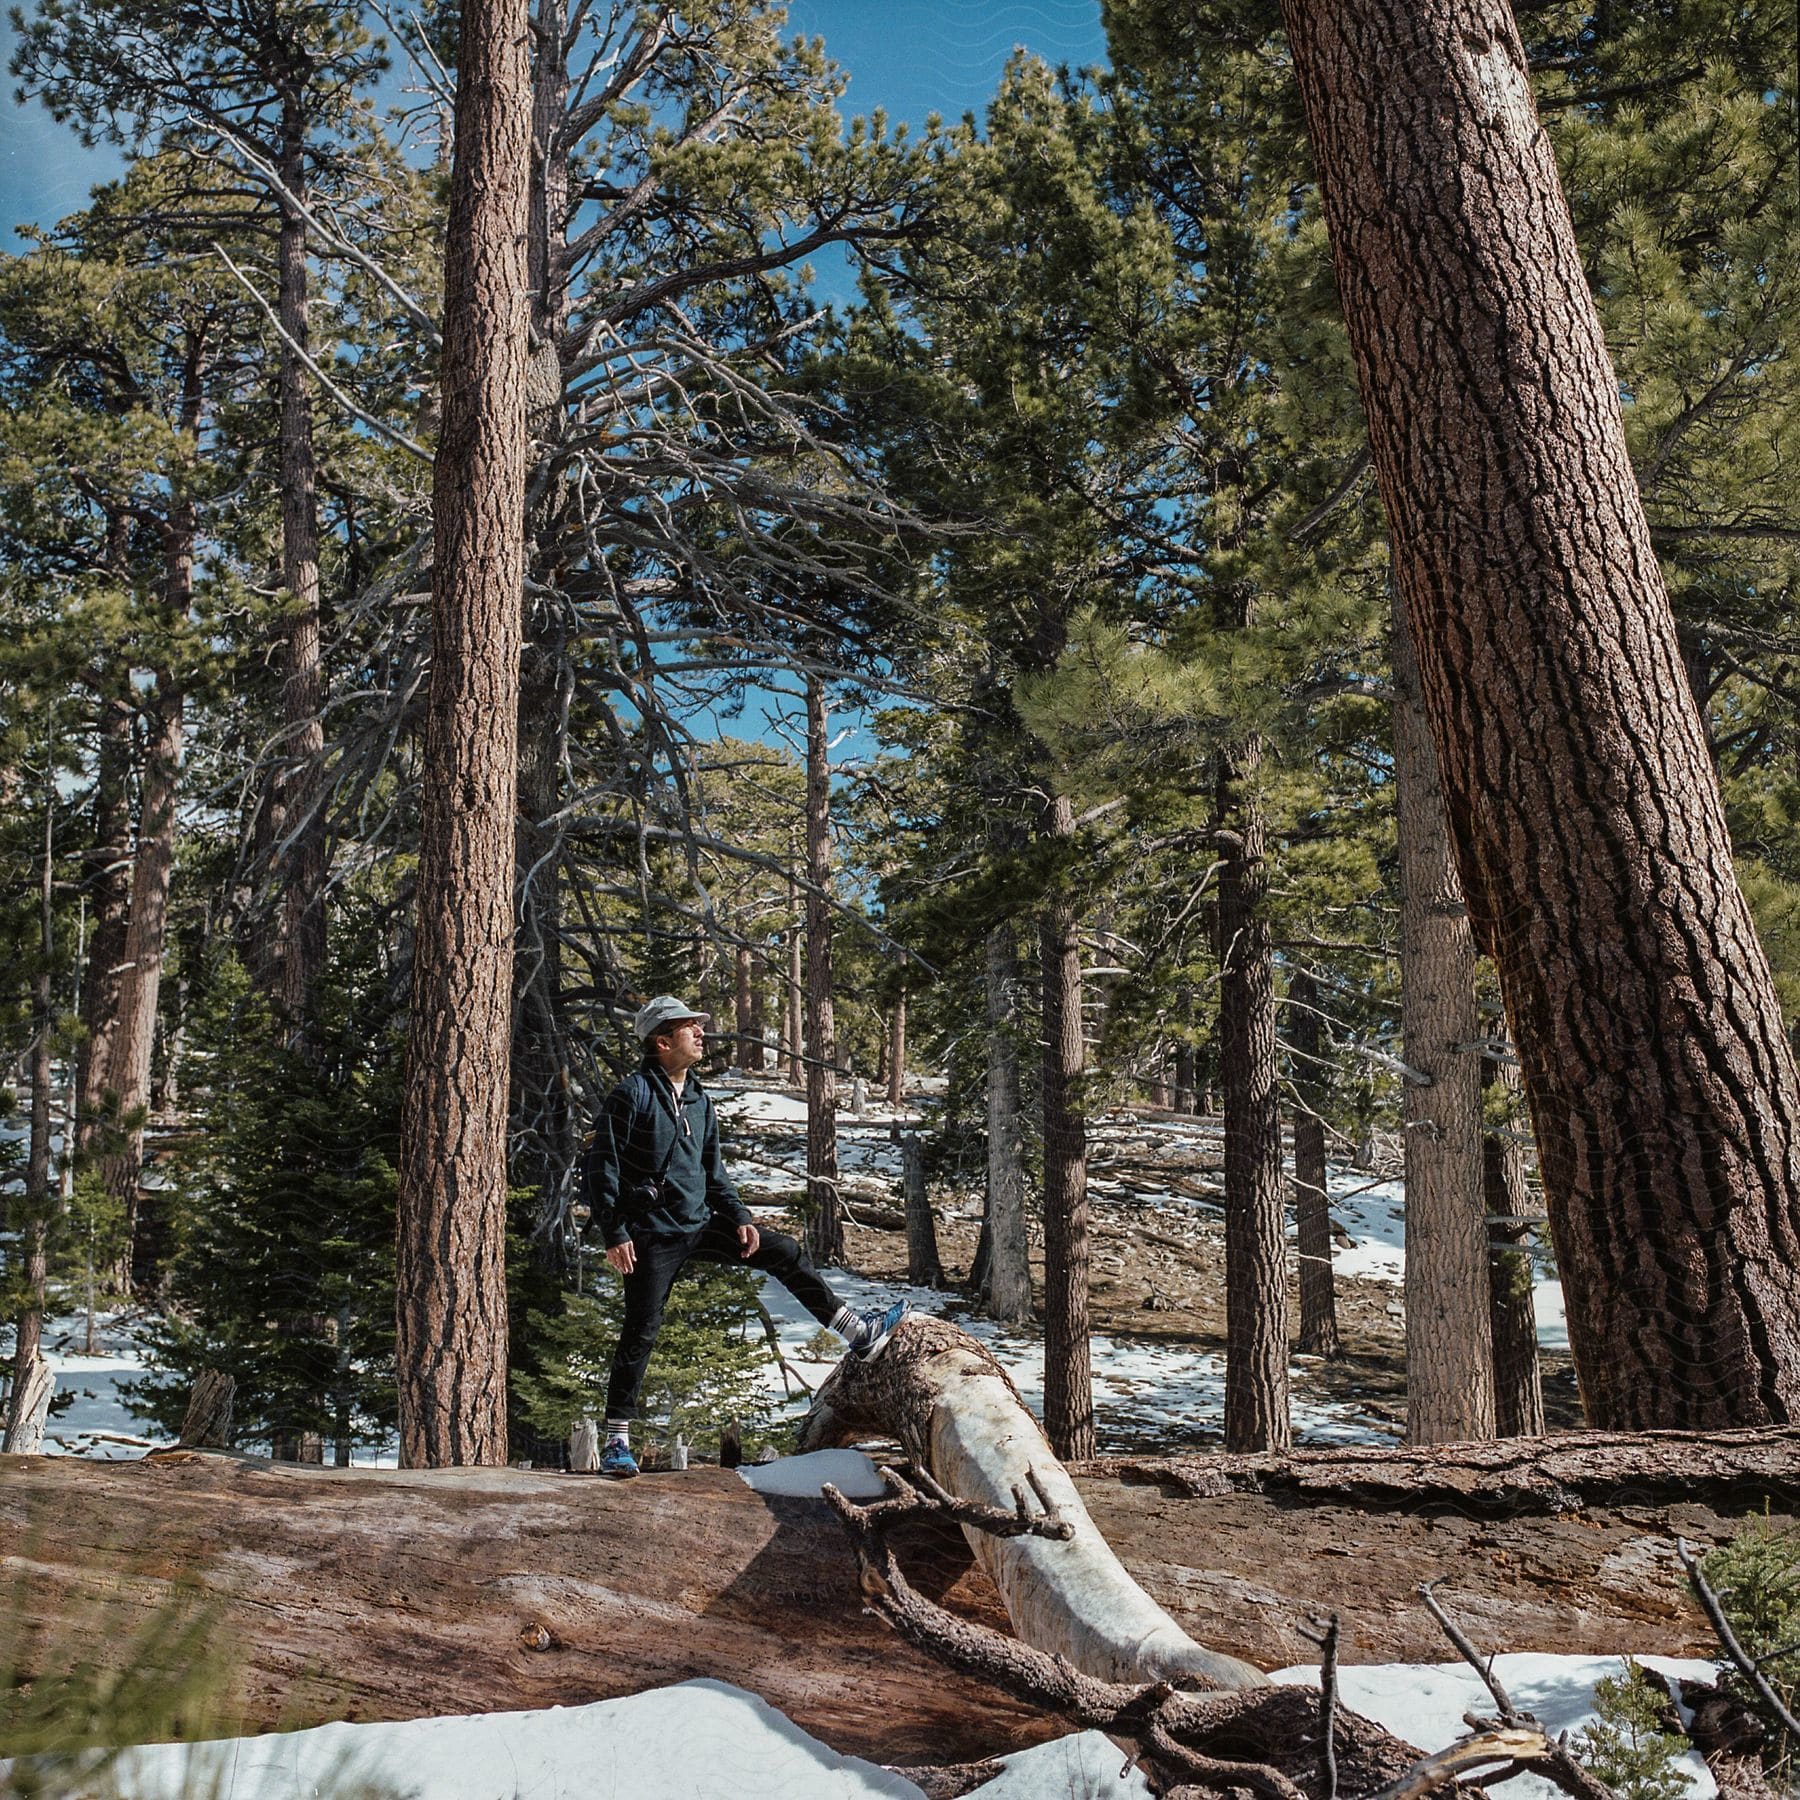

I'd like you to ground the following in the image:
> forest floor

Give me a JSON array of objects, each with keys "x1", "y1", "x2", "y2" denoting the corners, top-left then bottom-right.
[{"x1": 710, "y1": 1074, "x2": 1582, "y2": 1454}]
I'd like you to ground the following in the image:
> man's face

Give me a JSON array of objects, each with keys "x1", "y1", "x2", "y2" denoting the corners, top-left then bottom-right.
[{"x1": 653, "y1": 1017, "x2": 707, "y2": 1072}]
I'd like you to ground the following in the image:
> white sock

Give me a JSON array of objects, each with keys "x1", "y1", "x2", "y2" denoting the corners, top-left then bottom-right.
[
  {"x1": 605, "y1": 1421, "x2": 630, "y2": 1445},
  {"x1": 830, "y1": 1304, "x2": 855, "y2": 1337}
]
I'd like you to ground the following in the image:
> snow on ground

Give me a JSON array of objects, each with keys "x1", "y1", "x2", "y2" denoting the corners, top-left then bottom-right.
[
  {"x1": 1273, "y1": 1653, "x2": 1721, "y2": 1800},
  {"x1": 0, "y1": 1310, "x2": 171, "y2": 1459},
  {"x1": 9, "y1": 1658, "x2": 1722, "y2": 1800},
  {"x1": 22, "y1": 1680, "x2": 923, "y2": 1800},
  {"x1": 751, "y1": 1265, "x2": 1401, "y2": 1450},
  {"x1": 9, "y1": 1680, "x2": 1159, "y2": 1800}
]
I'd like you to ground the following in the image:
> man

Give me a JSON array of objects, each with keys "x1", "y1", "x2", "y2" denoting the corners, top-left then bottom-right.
[{"x1": 580, "y1": 994, "x2": 910, "y2": 1479}]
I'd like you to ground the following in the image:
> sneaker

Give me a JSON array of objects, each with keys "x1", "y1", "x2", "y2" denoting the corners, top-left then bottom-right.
[
  {"x1": 843, "y1": 1298, "x2": 911, "y2": 1362},
  {"x1": 599, "y1": 1437, "x2": 639, "y2": 1480}
]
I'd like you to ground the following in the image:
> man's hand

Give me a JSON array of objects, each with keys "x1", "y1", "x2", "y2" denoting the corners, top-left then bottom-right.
[
  {"x1": 605, "y1": 1240, "x2": 637, "y2": 1276},
  {"x1": 736, "y1": 1223, "x2": 760, "y2": 1260}
]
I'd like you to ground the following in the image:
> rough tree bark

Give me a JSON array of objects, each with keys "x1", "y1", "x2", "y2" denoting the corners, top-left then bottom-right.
[
  {"x1": 263, "y1": 118, "x2": 328, "y2": 1032},
  {"x1": 803, "y1": 676, "x2": 844, "y2": 1265},
  {"x1": 1217, "y1": 747, "x2": 1290, "y2": 1452},
  {"x1": 984, "y1": 924, "x2": 1033, "y2": 1324},
  {"x1": 395, "y1": 0, "x2": 531, "y2": 1468},
  {"x1": 1039, "y1": 794, "x2": 1093, "y2": 1461},
  {"x1": 103, "y1": 666, "x2": 183, "y2": 1289},
  {"x1": 6, "y1": 771, "x2": 57, "y2": 1454},
  {"x1": 1485, "y1": 1052, "x2": 1546, "y2": 1437},
  {"x1": 1392, "y1": 589, "x2": 1495, "y2": 1444},
  {"x1": 1288, "y1": 971, "x2": 1341, "y2": 1359},
  {"x1": 735, "y1": 943, "x2": 757, "y2": 1071},
  {"x1": 887, "y1": 989, "x2": 906, "y2": 1108},
  {"x1": 799, "y1": 1314, "x2": 1264, "y2": 1690},
  {"x1": 1280, "y1": 0, "x2": 1800, "y2": 1428},
  {"x1": 901, "y1": 1133, "x2": 944, "y2": 1289},
  {"x1": 74, "y1": 687, "x2": 132, "y2": 1160},
  {"x1": 786, "y1": 891, "x2": 804, "y2": 1086}
]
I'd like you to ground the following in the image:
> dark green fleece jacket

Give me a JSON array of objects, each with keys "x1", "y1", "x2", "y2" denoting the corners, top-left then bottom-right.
[{"x1": 579, "y1": 1060, "x2": 751, "y2": 1247}]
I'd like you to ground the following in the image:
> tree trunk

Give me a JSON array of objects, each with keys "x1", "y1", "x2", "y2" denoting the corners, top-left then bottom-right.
[
  {"x1": 901, "y1": 1133, "x2": 943, "y2": 1288},
  {"x1": 984, "y1": 925, "x2": 1032, "y2": 1324},
  {"x1": 7, "y1": 777, "x2": 56, "y2": 1453},
  {"x1": 1392, "y1": 588, "x2": 1495, "y2": 1445},
  {"x1": 264, "y1": 129, "x2": 328, "y2": 1032},
  {"x1": 395, "y1": 0, "x2": 531, "y2": 1469},
  {"x1": 803, "y1": 677, "x2": 843, "y2": 1265},
  {"x1": 799, "y1": 1315, "x2": 1264, "y2": 1690},
  {"x1": 1174, "y1": 1042, "x2": 1197, "y2": 1116},
  {"x1": 74, "y1": 688, "x2": 133, "y2": 1160},
  {"x1": 1485, "y1": 1052, "x2": 1546, "y2": 1437},
  {"x1": 1217, "y1": 747, "x2": 1290, "y2": 1452},
  {"x1": 786, "y1": 909, "x2": 804, "y2": 1086},
  {"x1": 0, "y1": 1454, "x2": 1061, "y2": 1767},
  {"x1": 103, "y1": 666, "x2": 183, "y2": 1291},
  {"x1": 1288, "y1": 971, "x2": 1341, "y2": 1359},
  {"x1": 735, "y1": 943, "x2": 756, "y2": 1071},
  {"x1": 178, "y1": 1370, "x2": 237, "y2": 1450},
  {"x1": 887, "y1": 990, "x2": 906, "y2": 1109},
  {"x1": 1281, "y1": 0, "x2": 1800, "y2": 1428},
  {"x1": 1039, "y1": 794, "x2": 1093, "y2": 1461}
]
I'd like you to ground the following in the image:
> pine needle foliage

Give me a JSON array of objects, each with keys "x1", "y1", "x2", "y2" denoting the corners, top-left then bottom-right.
[
  {"x1": 1573, "y1": 1661, "x2": 1696, "y2": 1800},
  {"x1": 1704, "y1": 1518, "x2": 1800, "y2": 1786},
  {"x1": 512, "y1": 1263, "x2": 778, "y2": 1460}
]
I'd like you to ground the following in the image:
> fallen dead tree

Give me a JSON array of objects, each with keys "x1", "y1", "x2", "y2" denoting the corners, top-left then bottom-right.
[
  {"x1": 1091, "y1": 1428, "x2": 1800, "y2": 1512},
  {"x1": 821, "y1": 1458, "x2": 1626, "y2": 1800},
  {"x1": 797, "y1": 1313, "x2": 1266, "y2": 1689}
]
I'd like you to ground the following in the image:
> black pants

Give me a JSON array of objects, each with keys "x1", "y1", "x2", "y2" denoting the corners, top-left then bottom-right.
[{"x1": 603, "y1": 1217, "x2": 841, "y2": 1423}]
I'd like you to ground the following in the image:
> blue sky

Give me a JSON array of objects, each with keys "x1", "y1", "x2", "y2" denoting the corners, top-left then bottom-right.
[{"x1": 2, "y1": 2, "x2": 1106, "y2": 247}]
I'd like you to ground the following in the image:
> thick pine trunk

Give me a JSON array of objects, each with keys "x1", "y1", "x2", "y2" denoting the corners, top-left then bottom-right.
[
  {"x1": 265, "y1": 133, "x2": 328, "y2": 1031},
  {"x1": 74, "y1": 689, "x2": 133, "y2": 1160},
  {"x1": 1039, "y1": 794, "x2": 1093, "y2": 1461},
  {"x1": 984, "y1": 925, "x2": 1033, "y2": 1324},
  {"x1": 1217, "y1": 747, "x2": 1290, "y2": 1452},
  {"x1": 395, "y1": 0, "x2": 531, "y2": 1469},
  {"x1": 1485, "y1": 1053, "x2": 1546, "y2": 1437},
  {"x1": 1392, "y1": 591, "x2": 1495, "y2": 1444},
  {"x1": 1174, "y1": 1041, "x2": 1197, "y2": 1116},
  {"x1": 1281, "y1": 0, "x2": 1800, "y2": 1428},
  {"x1": 803, "y1": 677, "x2": 843, "y2": 1265},
  {"x1": 1288, "y1": 971, "x2": 1341, "y2": 1359}
]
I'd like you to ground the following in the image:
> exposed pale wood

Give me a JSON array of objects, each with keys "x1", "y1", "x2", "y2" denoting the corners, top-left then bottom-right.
[
  {"x1": 569, "y1": 1418, "x2": 599, "y2": 1472},
  {"x1": 798, "y1": 1314, "x2": 1265, "y2": 1689}
]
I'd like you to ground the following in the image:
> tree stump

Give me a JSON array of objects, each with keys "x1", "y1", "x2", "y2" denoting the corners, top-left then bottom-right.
[
  {"x1": 178, "y1": 1369, "x2": 236, "y2": 1449},
  {"x1": 569, "y1": 1417, "x2": 599, "y2": 1472},
  {"x1": 3, "y1": 1352, "x2": 54, "y2": 1455}
]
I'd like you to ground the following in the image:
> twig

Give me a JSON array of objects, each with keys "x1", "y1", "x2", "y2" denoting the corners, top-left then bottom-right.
[
  {"x1": 1299, "y1": 1614, "x2": 1342, "y2": 1800},
  {"x1": 210, "y1": 242, "x2": 433, "y2": 463},
  {"x1": 1420, "y1": 1580, "x2": 1515, "y2": 1715},
  {"x1": 1680, "y1": 1537, "x2": 1800, "y2": 1742}
]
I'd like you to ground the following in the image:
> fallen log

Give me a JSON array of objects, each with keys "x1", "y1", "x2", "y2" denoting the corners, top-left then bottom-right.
[
  {"x1": 0, "y1": 1451, "x2": 1055, "y2": 1765},
  {"x1": 796, "y1": 1314, "x2": 1266, "y2": 1690},
  {"x1": 1090, "y1": 1428, "x2": 1800, "y2": 1513}
]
